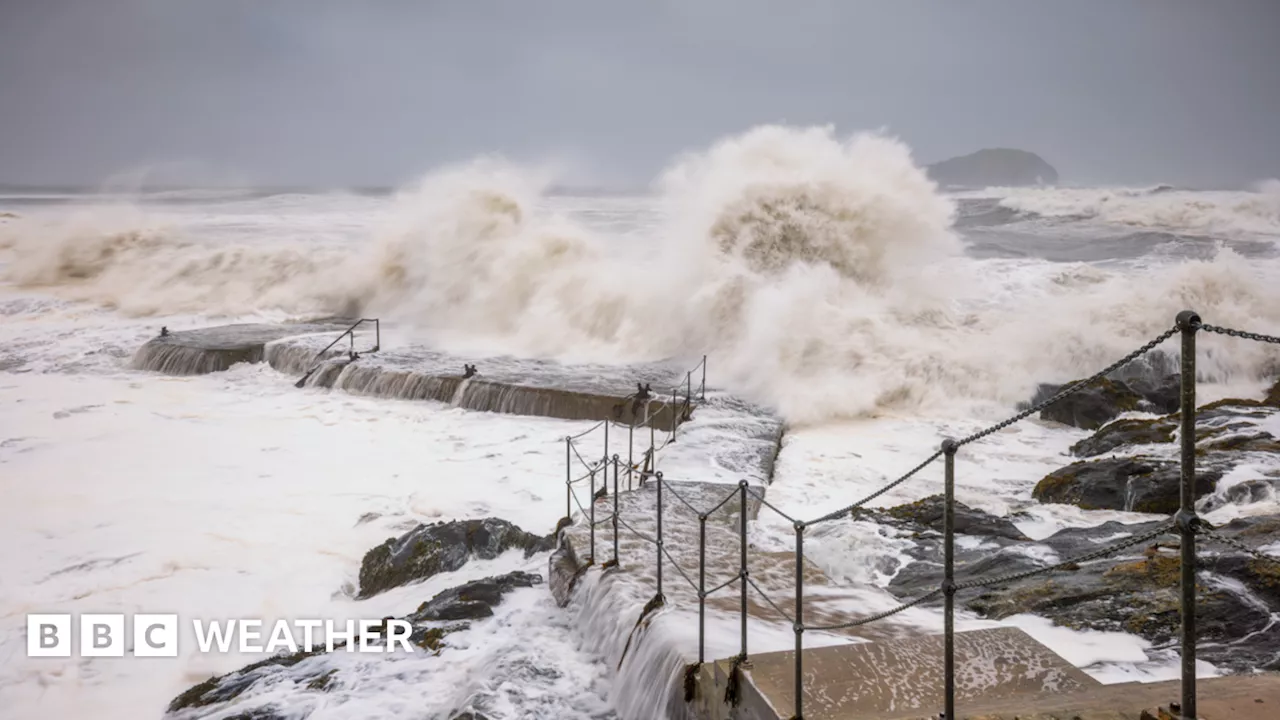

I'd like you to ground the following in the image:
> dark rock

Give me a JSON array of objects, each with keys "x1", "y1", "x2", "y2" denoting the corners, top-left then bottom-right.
[
  {"x1": 1126, "y1": 373, "x2": 1181, "y2": 415},
  {"x1": 852, "y1": 494, "x2": 1028, "y2": 542},
  {"x1": 1266, "y1": 378, "x2": 1280, "y2": 407},
  {"x1": 1033, "y1": 378, "x2": 1145, "y2": 430},
  {"x1": 1200, "y1": 431, "x2": 1280, "y2": 454},
  {"x1": 926, "y1": 148, "x2": 1058, "y2": 188},
  {"x1": 168, "y1": 646, "x2": 328, "y2": 712},
  {"x1": 1033, "y1": 456, "x2": 1221, "y2": 513},
  {"x1": 409, "y1": 571, "x2": 542, "y2": 622},
  {"x1": 451, "y1": 713, "x2": 493, "y2": 720},
  {"x1": 168, "y1": 571, "x2": 540, "y2": 715},
  {"x1": 358, "y1": 518, "x2": 555, "y2": 598},
  {"x1": 1070, "y1": 417, "x2": 1176, "y2": 457},
  {"x1": 888, "y1": 514, "x2": 1280, "y2": 673}
]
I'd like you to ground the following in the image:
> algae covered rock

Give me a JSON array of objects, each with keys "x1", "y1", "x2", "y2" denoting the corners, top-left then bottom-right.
[
  {"x1": 358, "y1": 518, "x2": 555, "y2": 598},
  {"x1": 851, "y1": 494, "x2": 1028, "y2": 541},
  {"x1": 1026, "y1": 373, "x2": 1181, "y2": 431},
  {"x1": 887, "y1": 515, "x2": 1280, "y2": 673},
  {"x1": 1032, "y1": 456, "x2": 1221, "y2": 513},
  {"x1": 957, "y1": 515, "x2": 1280, "y2": 673}
]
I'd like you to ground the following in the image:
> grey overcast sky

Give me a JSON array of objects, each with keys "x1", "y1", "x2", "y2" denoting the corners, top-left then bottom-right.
[{"x1": 0, "y1": 1, "x2": 1277, "y2": 189}]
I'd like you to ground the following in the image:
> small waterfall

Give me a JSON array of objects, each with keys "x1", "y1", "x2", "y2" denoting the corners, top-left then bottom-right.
[
  {"x1": 570, "y1": 570, "x2": 696, "y2": 720},
  {"x1": 264, "y1": 341, "x2": 333, "y2": 376},
  {"x1": 271, "y1": 354, "x2": 685, "y2": 429},
  {"x1": 450, "y1": 376, "x2": 473, "y2": 405},
  {"x1": 131, "y1": 340, "x2": 263, "y2": 375}
]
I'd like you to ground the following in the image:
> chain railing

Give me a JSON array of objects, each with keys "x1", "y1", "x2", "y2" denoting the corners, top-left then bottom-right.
[{"x1": 553, "y1": 311, "x2": 1280, "y2": 720}]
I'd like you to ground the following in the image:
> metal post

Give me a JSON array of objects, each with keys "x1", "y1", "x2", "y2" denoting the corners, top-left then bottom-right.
[
  {"x1": 942, "y1": 438, "x2": 959, "y2": 720},
  {"x1": 612, "y1": 454, "x2": 620, "y2": 564},
  {"x1": 589, "y1": 469, "x2": 596, "y2": 563},
  {"x1": 701, "y1": 355, "x2": 707, "y2": 400},
  {"x1": 1177, "y1": 310, "x2": 1201, "y2": 720},
  {"x1": 656, "y1": 471, "x2": 665, "y2": 597},
  {"x1": 795, "y1": 521, "x2": 805, "y2": 720},
  {"x1": 374, "y1": 319, "x2": 380, "y2": 351},
  {"x1": 565, "y1": 437, "x2": 571, "y2": 519},
  {"x1": 628, "y1": 421, "x2": 635, "y2": 492},
  {"x1": 604, "y1": 420, "x2": 610, "y2": 474},
  {"x1": 698, "y1": 512, "x2": 707, "y2": 664},
  {"x1": 739, "y1": 480, "x2": 748, "y2": 660},
  {"x1": 671, "y1": 388, "x2": 679, "y2": 443},
  {"x1": 687, "y1": 371, "x2": 692, "y2": 408}
]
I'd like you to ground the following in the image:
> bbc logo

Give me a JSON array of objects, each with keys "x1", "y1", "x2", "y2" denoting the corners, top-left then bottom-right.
[{"x1": 27, "y1": 614, "x2": 178, "y2": 657}]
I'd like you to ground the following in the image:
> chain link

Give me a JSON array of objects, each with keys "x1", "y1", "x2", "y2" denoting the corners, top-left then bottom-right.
[
  {"x1": 955, "y1": 520, "x2": 1175, "y2": 590},
  {"x1": 805, "y1": 450, "x2": 943, "y2": 527},
  {"x1": 958, "y1": 326, "x2": 1179, "y2": 447},
  {"x1": 1198, "y1": 526, "x2": 1280, "y2": 567},
  {"x1": 1199, "y1": 324, "x2": 1280, "y2": 345}
]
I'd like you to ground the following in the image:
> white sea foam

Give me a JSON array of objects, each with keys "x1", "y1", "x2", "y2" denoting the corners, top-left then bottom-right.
[
  {"x1": 5, "y1": 128, "x2": 1278, "y2": 427},
  {"x1": 987, "y1": 182, "x2": 1280, "y2": 238}
]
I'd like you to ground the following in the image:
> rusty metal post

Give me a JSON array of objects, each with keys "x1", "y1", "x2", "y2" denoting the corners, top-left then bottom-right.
[
  {"x1": 612, "y1": 454, "x2": 620, "y2": 564},
  {"x1": 942, "y1": 437, "x2": 959, "y2": 720},
  {"x1": 698, "y1": 511, "x2": 707, "y2": 664},
  {"x1": 795, "y1": 520, "x2": 805, "y2": 719},
  {"x1": 739, "y1": 480, "x2": 748, "y2": 660},
  {"x1": 656, "y1": 471, "x2": 665, "y2": 597},
  {"x1": 1177, "y1": 309, "x2": 1201, "y2": 720},
  {"x1": 588, "y1": 468, "x2": 595, "y2": 562}
]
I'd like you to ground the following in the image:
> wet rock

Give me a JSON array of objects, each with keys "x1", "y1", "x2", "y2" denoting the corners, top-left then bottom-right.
[
  {"x1": 1033, "y1": 456, "x2": 1222, "y2": 513},
  {"x1": 167, "y1": 646, "x2": 329, "y2": 713},
  {"x1": 168, "y1": 571, "x2": 541, "y2": 717},
  {"x1": 889, "y1": 515, "x2": 1280, "y2": 673},
  {"x1": 1126, "y1": 373, "x2": 1182, "y2": 415},
  {"x1": 359, "y1": 518, "x2": 555, "y2": 598},
  {"x1": 851, "y1": 494, "x2": 1028, "y2": 541},
  {"x1": 1027, "y1": 371, "x2": 1183, "y2": 431},
  {"x1": 1034, "y1": 378, "x2": 1144, "y2": 430},
  {"x1": 451, "y1": 712, "x2": 493, "y2": 720},
  {"x1": 1266, "y1": 378, "x2": 1280, "y2": 407},
  {"x1": 409, "y1": 571, "x2": 542, "y2": 622},
  {"x1": 1070, "y1": 417, "x2": 1176, "y2": 458}
]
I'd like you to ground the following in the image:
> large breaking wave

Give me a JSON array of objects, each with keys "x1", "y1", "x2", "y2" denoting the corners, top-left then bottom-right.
[{"x1": 3, "y1": 126, "x2": 1279, "y2": 423}]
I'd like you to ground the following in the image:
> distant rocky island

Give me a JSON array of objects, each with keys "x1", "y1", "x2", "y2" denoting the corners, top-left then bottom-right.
[{"x1": 926, "y1": 148, "x2": 1058, "y2": 188}]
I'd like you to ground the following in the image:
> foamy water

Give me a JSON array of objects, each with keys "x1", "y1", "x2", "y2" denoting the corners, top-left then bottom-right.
[{"x1": 2, "y1": 125, "x2": 1280, "y2": 719}]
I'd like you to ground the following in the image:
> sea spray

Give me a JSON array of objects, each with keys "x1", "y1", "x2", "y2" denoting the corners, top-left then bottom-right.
[{"x1": 5, "y1": 127, "x2": 1280, "y2": 424}]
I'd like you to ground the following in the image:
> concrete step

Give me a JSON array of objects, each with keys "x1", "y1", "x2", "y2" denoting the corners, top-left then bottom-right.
[
  {"x1": 928, "y1": 673, "x2": 1280, "y2": 720},
  {"x1": 723, "y1": 627, "x2": 1099, "y2": 720}
]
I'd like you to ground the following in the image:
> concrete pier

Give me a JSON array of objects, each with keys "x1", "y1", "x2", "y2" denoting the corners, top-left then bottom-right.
[{"x1": 130, "y1": 321, "x2": 719, "y2": 430}]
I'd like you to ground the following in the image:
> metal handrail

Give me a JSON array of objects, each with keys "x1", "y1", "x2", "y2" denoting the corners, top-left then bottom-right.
[{"x1": 294, "y1": 318, "x2": 380, "y2": 387}]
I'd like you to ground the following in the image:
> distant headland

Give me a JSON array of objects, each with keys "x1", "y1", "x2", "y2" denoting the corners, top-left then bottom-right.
[{"x1": 926, "y1": 148, "x2": 1059, "y2": 188}]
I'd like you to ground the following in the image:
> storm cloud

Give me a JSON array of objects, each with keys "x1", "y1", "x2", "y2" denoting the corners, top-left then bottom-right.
[{"x1": 0, "y1": 0, "x2": 1277, "y2": 188}]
